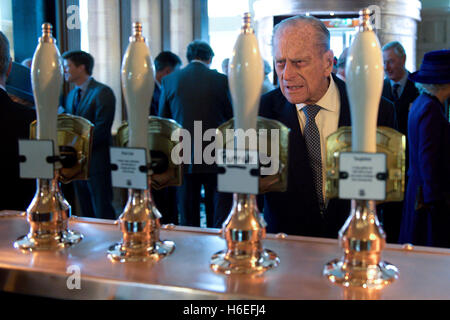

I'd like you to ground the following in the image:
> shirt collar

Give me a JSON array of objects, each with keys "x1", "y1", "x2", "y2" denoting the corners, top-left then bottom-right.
[
  {"x1": 76, "y1": 76, "x2": 92, "y2": 92},
  {"x1": 296, "y1": 76, "x2": 339, "y2": 113},
  {"x1": 190, "y1": 60, "x2": 210, "y2": 68},
  {"x1": 389, "y1": 71, "x2": 408, "y2": 90}
]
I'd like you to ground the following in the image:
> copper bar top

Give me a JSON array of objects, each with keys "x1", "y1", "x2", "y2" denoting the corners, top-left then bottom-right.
[{"x1": 0, "y1": 210, "x2": 449, "y2": 300}]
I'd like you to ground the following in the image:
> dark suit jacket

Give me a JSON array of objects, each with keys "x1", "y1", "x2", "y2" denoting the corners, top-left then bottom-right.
[
  {"x1": 63, "y1": 78, "x2": 115, "y2": 176},
  {"x1": 150, "y1": 83, "x2": 161, "y2": 116},
  {"x1": 259, "y1": 74, "x2": 397, "y2": 238},
  {"x1": 382, "y1": 76, "x2": 419, "y2": 136},
  {"x1": 399, "y1": 93, "x2": 450, "y2": 247},
  {"x1": 0, "y1": 88, "x2": 36, "y2": 211},
  {"x1": 158, "y1": 62, "x2": 233, "y2": 174}
]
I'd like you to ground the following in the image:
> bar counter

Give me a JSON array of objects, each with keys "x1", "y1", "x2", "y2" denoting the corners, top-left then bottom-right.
[{"x1": 0, "y1": 210, "x2": 449, "y2": 300}]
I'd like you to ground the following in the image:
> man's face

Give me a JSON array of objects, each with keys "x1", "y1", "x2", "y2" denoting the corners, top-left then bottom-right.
[
  {"x1": 273, "y1": 23, "x2": 334, "y2": 105},
  {"x1": 383, "y1": 48, "x2": 406, "y2": 82},
  {"x1": 63, "y1": 59, "x2": 85, "y2": 83}
]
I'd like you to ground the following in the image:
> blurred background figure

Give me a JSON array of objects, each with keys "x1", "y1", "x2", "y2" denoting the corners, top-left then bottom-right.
[
  {"x1": 0, "y1": 31, "x2": 36, "y2": 211},
  {"x1": 261, "y1": 59, "x2": 275, "y2": 94},
  {"x1": 382, "y1": 41, "x2": 419, "y2": 136},
  {"x1": 335, "y1": 47, "x2": 349, "y2": 82},
  {"x1": 221, "y1": 57, "x2": 229, "y2": 76},
  {"x1": 61, "y1": 50, "x2": 116, "y2": 220},
  {"x1": 150, "y1": 51, "x2": 182, "y2": 225},
  {"x1": 159, "y1": 40, "x2": 233, "y2": 228},
  {"x1": 150, "y1": 51, "x2": 182, "y2": 116},
  {"x1": 5, "y1": 61, "x2": 34, "y2": 107},
  {"x1": 379, "y1": 41, "x2": 420, "y2": 243},
  {"x1": 399, "y1": 49, "x2": 450, "y2": 248}
]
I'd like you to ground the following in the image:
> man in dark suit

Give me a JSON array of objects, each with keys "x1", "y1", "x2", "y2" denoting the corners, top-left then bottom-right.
[
  {"x1": 382, "y1": 41, "x2": 419, "y2": 136},
  {"x1": 158, "y1": 40, "x2": 233, "y2": 227},
  {"x1": 259, "y1": 15, "x2": 397, "y2": 238},
  {"x1": 61, "y1": 50, "x2": 116, "y2": 220},
  {"x1": 150, "y1": 51, "x2": 181, "y2": 116},
  {"x1": 0, "y1": 31, "x2": 36, "y2": 211},
  {"x1": 149, "y1": 51, "x2": 181, "y2": 225},
  {"x1": 380, "y1": 41, "x2": 419, "y2": 243}
]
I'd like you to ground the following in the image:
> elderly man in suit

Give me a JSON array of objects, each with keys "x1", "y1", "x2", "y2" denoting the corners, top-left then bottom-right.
[
  {"x1": 380, "y1": 41, "x2": 420, "y2": 243},
  {"x1": 259, "y1": 15, "x2": 397, "y2": 238},
  {"x1": 382, "y1": 41, "x2": 419, "y2": 136},
  {"x1": 61, "y1": 50, "x2": 116, "y2": 220},
  {"x1": 159, "y1": 40, "x2": 233, "y2": 228},
  {"x1": 0, "y1": 31, "x2": 36, "y2": 211}
]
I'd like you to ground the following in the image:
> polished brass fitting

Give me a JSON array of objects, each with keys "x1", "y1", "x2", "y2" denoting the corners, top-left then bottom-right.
[{"x1": 210, "y1": 194, "x2": 279, "y2": 274}]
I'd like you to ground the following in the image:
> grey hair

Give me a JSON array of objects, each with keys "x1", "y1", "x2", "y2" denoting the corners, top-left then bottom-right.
[
  {"x1": 272, "y1": 15, "x2": 330, "y2": 53},
  {"x1": 415, "y1": 82, "x2": 450, "y2": 95},
  {"x1": 0, "y1": 31, "x2": 10, "y2": 76},
  {"x1": 382, "y1": 41, "x2": 406, "y2": 58}
]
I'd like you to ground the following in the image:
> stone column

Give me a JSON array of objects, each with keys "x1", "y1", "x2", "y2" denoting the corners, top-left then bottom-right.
[
  {"x1": 83, "y1": 0, "x2": 122, "y2": 132},
  {"x1": 170, "y1": 0, "x2": 194, "y2": 65},
  {"x1": 130, "y1": 0, "x2": 162, "y2": 56}
]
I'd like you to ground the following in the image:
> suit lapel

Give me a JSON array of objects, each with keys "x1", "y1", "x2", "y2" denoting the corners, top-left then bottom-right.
[
  {"x1": 333, "y1": 74, "x2": 351, "y2": 127},
  {"x1": 75, "y1": 79, "x2": 96, "y2": 116}
]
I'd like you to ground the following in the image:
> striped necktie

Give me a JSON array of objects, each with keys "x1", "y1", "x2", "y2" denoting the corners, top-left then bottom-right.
[{"x1": 303, "y1": 104, "x2": 324, "y2": 209}]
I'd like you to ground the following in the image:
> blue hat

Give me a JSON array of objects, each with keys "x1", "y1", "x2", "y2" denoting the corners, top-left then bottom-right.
[
  {"x1": 408, "y1": 49, "x2": 450, "y2": 84},
  {"x1": 5, "y1": 61, "x2": 34, "y2": 103}
]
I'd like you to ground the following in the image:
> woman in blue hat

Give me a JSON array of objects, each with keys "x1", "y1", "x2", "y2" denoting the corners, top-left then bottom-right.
[{"x1": 399, "y1": 49, "x2": 450, "y2": 248}]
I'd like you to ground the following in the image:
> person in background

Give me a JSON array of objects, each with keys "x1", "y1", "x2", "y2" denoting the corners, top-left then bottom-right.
[
  {"x1": 150, "y1": 51, "x2": 181, "y2": 116},
  {"x1": 380, "y1": 41, "x2": 420, "y2": 243},
  {"x1": 399, "y1": 49, "x2": 450, "y2": 248},
  {"x1": 221, "y1": 58, "x2": 230, "y2": 76},
  {"x1": 61, "y1": 50, "x2": 116, "y2": 220},
  {"x1": 382, "y1": 41, "x2": 420, "y2": 136},
  {"x1": 0, "y1": 31, "x2": 36, "y2": 211},
  {"x1": 258, "y1": 15, "x2": 397, "y2": 238},
  {"x1": 261, "y1": 59, "x2": 275, "y2": 94},
  {"x1": 159, "y1": 40, "x2": 233, "y2": 228},
  {"x1": 150, "y1": 51, "x2": 182, "y2": 225},
  {"x1": 335, "y1": 48, "x2": 349, "y2": 82}
]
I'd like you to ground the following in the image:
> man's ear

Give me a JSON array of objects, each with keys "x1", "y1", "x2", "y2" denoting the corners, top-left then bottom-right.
[
  {"x1": 6, "y1": 58, "x2": 12, "y2": 78},
  {"x1": 323, "y1": 50, "x2": 334, "y2": 75}
]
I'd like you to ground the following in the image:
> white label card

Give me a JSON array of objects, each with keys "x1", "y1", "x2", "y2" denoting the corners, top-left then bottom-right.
[
  {"x1": 19, "y1": 139, "x2": 55, "y2": 179},
  {"x1": 339, "y1": 152, "x2": 387, "y2": 200},
  {"x1": 217, "y1": 148, "x2": 259, "y2": 194},
  {"x1": 110, "y1": 147, "x2": 148, "y2": 190}
]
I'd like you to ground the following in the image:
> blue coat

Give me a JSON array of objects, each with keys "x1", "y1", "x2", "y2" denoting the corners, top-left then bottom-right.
[
  {"x1": 64, "y1": 78, "x2": 115, "y2": 176},
  {"x1": 399, "y1": 93, "x2": 450, "y2": 247},
  {"x1": 258, "y1": 74, "x2": 397, "y2": 238}
]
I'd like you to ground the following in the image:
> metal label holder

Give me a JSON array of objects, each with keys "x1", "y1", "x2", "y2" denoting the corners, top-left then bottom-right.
[
  {"x1": 110, "y1": 147, "x2": 148, "y2": 190},
  {"x1": 338, "y1": 152, "x2": 387, "y2": 200},
  {"x1": 19, "y1": 139, "x2": 55, "y2": 180},
  {"x1": 217, "y1": 148, "x2": 259, "y2": 194}
]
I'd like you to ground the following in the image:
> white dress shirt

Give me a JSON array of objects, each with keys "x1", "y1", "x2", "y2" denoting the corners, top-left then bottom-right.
[{"x1": 295, "y1": 76, "x2": 341, "y2": 201}]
